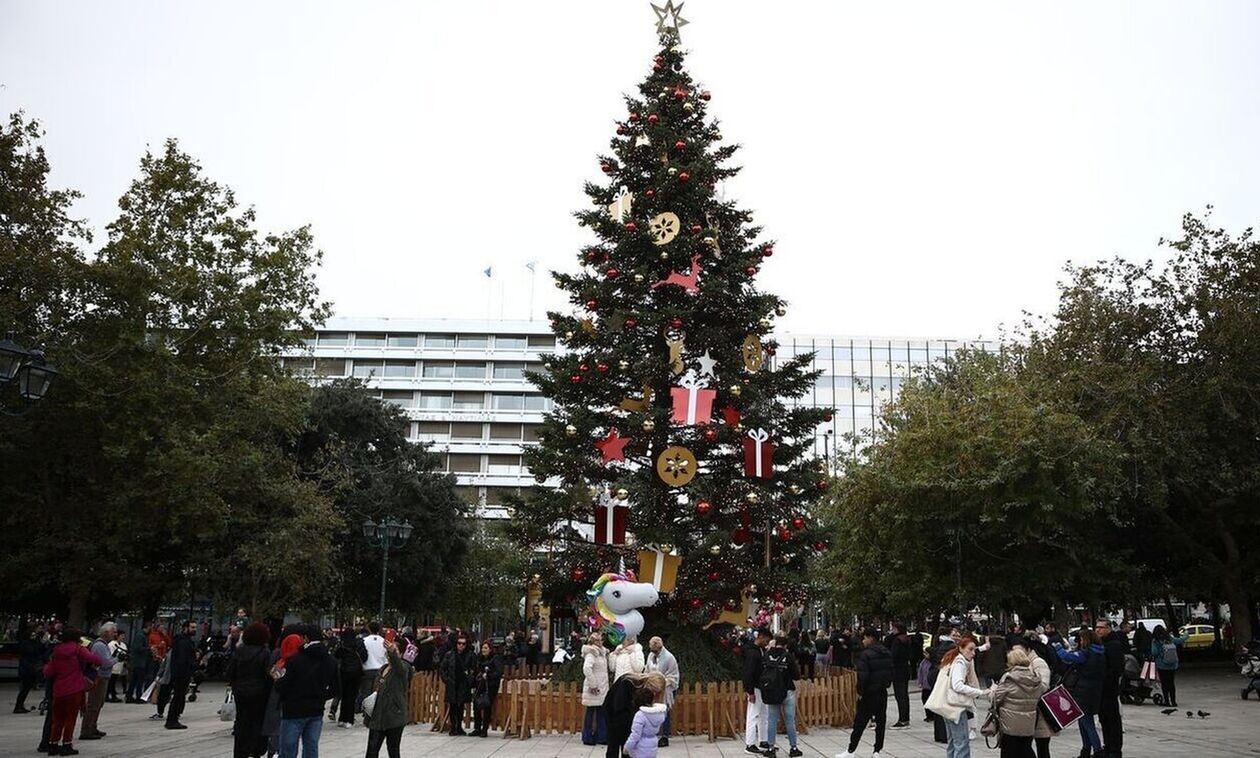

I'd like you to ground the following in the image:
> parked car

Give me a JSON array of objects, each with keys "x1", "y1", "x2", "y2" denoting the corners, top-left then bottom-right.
[{"x1": 1179, "y1": 624, "x2": 1216, "y2": 650}]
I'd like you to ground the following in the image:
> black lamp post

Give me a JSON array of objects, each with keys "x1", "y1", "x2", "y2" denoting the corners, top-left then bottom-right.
[
  {"x1": 0, "y1": 334, "x2": 58, "y2": 411},
  {"x1": 362, "y1": 517, "x2": 414, "y2": 622}
]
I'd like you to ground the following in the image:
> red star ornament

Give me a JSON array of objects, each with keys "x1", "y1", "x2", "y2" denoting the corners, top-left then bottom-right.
[{"x1": 595, "y1": 427, "x2": 632, "y2": 464}]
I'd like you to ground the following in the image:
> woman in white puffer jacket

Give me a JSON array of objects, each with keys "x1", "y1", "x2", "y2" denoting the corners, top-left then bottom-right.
[
  {"x1": 581, "y1": 633, "x2": 611, "y2": 745},
  {"x1": 607, "y1": 635, "x2": 646, "y2": 685}
]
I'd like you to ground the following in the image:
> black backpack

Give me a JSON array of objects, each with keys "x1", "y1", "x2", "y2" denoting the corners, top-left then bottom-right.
[{"x1": 759, "y1": 648, "x2": 789, "y2": 705}]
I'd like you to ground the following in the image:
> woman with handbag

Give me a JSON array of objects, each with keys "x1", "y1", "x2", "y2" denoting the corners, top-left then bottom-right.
[
  {"x1": 363, "y1": 637, "x2": 412, "y2": 758},
  {"x1": 472, "y1": 640, "x2": 503, "y2": 737},
  {"x1": 1010, "y1": 639, "x2": 1056, "y2": 758},
  {"x1": 992, "y1": 647, "x2": 1047, "y2": 758},
  {"x1": 1054, "y1": 629, "x2": 1105, "y2": 758},
  {"x1": 925, "y1": 634, "x2": 991, "y2": 758},
  {"x1": 227, "y1": 622, "x2": 273, "y2": 758}
]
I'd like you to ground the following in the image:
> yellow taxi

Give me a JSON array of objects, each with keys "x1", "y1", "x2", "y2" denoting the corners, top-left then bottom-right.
[{"x1": 1178, "y1": 624, "x2": 1216, "y2": 650}]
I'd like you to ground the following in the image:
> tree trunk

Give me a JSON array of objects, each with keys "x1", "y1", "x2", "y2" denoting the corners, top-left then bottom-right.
[
  {"x1": 67, "y1": 590, "x2": 88, "y2": 629},
  {"x1": 1215, "y1": 517, "x2": 1253, "y2": 645}
]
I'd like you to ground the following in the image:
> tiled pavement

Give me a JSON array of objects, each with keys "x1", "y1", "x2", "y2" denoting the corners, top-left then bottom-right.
[{"x1": 1, "y1": 667, "x2": 1256, "y2": 757}]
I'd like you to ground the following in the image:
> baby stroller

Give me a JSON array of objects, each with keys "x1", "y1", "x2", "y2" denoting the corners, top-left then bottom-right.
[
  {"x1": 1239, "y1": 640, "x2": 1260, "y2": 700},
  {"x1": 1119, "y1": 653, "x2": 1153, "y2": 705}
]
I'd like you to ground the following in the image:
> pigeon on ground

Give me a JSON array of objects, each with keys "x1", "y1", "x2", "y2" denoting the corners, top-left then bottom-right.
[
  {"x1": 1160, "y1": 708, "x2": 1176, "y2": 715},
  {"x1": 1197, "y1": 710, "x2": 1210, "y2": 719},
  {"x1": 1186, "y1": 710, "x2": 1193, "y2": 718}
]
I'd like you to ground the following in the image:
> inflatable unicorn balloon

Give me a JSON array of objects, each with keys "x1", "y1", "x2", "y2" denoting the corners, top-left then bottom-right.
[{"x1": 586, "y1": 572, "x2": 659, "y2": 645}]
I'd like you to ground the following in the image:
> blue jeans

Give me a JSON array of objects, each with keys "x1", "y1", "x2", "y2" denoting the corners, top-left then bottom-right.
[
  {"x1": 662, "y1": 706, "x2": 672, "y2": 738},
  {"x1": 126, "y1": 662, "x2": 149, "y2": 701},
  {"x1": 280, "y1": 716, "x2": 323, "y2": 758},
  {"x1": 1078, "y1": 712, "x2": 1101, "y2": 751},
  {"x1": 945, "y1": 712, "x2": 971, "y2": 758},
  {"x1": 582, "y1": 705, "x2": 606, "y2": 745},
  {"x1": 765, "y1": 692, "x2": 798, "y2": 749}
]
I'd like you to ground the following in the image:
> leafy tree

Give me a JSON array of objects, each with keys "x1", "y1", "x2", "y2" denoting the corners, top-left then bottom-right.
[
  {"x1": 510, "y1": 31, "x2": 829, "y2": 633},
  {"x1": 821, "y1": 349, "x2": 1131, "y2": 623},
  {"x1": 297, "y1": 379, "x2": 472, "y2": 619},
  {"x1": 437, "y1": 521, "x2": 529, "y2": 629}
]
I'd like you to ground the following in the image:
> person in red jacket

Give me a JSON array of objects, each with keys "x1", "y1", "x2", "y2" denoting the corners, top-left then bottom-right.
[{"x1": 43, "y1": 627, "x2": 102, "y2": 756}]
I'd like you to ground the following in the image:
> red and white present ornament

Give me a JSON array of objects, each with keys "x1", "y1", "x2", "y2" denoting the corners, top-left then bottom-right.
[
  {"x1": 742, "y1": 428, "x2": 775, "y2": 478},
  {"x1": 594, "y1": 491, "x2": 628, "y2": 545},
  {"x1": 670, "y1": 373, "x2": 716, "y2": 426}
]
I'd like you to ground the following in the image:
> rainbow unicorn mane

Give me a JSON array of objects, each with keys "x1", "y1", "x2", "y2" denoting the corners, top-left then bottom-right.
[{"x1": 586, "y1": 572, "x2": 630, "y2": 644}]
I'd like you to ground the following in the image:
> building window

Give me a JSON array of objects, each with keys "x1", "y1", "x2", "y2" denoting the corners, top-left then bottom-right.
[
  {"x1": 484, "y1": 486, "x2": 521, "y2": 505},
  {"x1": 299, "y1": 333, "x2": 317, "y2": 347},
  {"x1": 419, "y1": 391, "x2": 452, "y2": 409},
  {"x1": 492, "y1": 394, "x2": 524, "y2": 411},
  {"x1": 453, "y1": 391, "x2": 486, "y2": 410},
  {"x1": 487, "y1": 454, "x2": 520, "y2": 474},
  {"x1": 527, "y1": 335, "x2": 556, "y2": 349},
  {"x1": 352, "y1": 360, "x2": 383, "y2": 378},
  {"x1": 523, "y1": 394, "x2": 550, "y2": 412},
  {"x1": 314, "y1": 358, "x2": 345, "y2": 377},
  {"x1": 319, "y1": 332, "x2": 349, "y2": 346},
  {"x1": 451, "y1": 422, "x2": 484, "y2": 440},
  {"x1": 387, "y1": 334, "x2": 418, "y2": 347},
  {"x1": 523, "y1": 424, "x2": 542, "y2": 442},
  {"x1": 490, "y1": 423, "x2": 522, "y2": 441},
  {"x1": 384, "y1": 360, "x2": 417, "y2": 378},
  {"x1": 448, "y1": 453, "x2": 482, "y2": 473},
  {"x1": 454, "y1": 362, "x2": 486, "y2": 379},
  {"x1": 495, "y1": 335, "x2": 528, "y2": 350},
  {"x1": 381, "y1": 389, "x2": 415, "y2": 408},
  {"x1": 492, "y1": 362, "x2": 525, "y2": 380},
  {"x1": 416, "y1": 421, "x2": 450, "y2": 441},
  {"x1": 454, "y1": 485, "x2": 481, "y2": 505},
  {"x1": 457, "y1": 334, "x2": 489, "y2": 349},
  {"x1": 285, "y1": 358, "x2": 315, "y2": 376},
  {"x1": 355, "y1": 332, "x2": 386, "y2": 347},
  {"x1": 426, "y1": 334, "x2": 456, "y2": 348},
  {"x1": 422, "y1": 361, "x2": 454, "y2": 378}
]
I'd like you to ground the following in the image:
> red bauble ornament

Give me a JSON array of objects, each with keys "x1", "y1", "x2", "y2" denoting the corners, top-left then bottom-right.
[
  {"x1": 579, "y1": 363, "x2": 590, "y2": 373},
  {"x1": 600, "y1": 162, "x2": 613, "y2": 174},
  {"x1": 732, "y1": 527, "x2": 752, "y2": 545},
  {"x1": 616, "y1": 126, "x2": 626, "y2": 136},
  {"x1": 606, "y1": 267, "x2": 620, "y2": 279},
  {"x1": 766, "y1": 346, "x2": 777, "y2": 356},
  {"x1": 629, "y1": 112, "x2": 640, "y2": 122},
  {"x1": 708, "y1": 570, "x2": 721, "y2": 582},
  {"x1": 624, "y1": 318, "x2": 638, "y2": 329},
  {"x1": 673, "y1": 87, "x2": 688, "y2": 101},
  {"x1": 823, "y1": 411, "x2": 834, "y2": 422},
  {"x1": 816, "y1": 479, "x2": 829, "y2": 491},
  {"x1": 814, "y1": 541, "x2": 827, "y2": 552},
  {"x1": 644, "y1": 189, "x2": 656, "y2": 198},
  {"x1": 596, "y1": 363, "x2": 610, "y2": 374},
  {"x1": 586, "y1": 299, "x2": 599, "y2": 310},
  {"x1": 792, "y1": 517, "x2": 806, "y2": 530},
  {"x1": 674, "y1": 139, "x2": 686, "y2": 150},
  {"x1": 700, "y1": 90, "x2": 712, "y2": 101},
  {"x1": 690, "y1": 598, "x2": 703, "y2": 610},
  {"x1": 625, "y1": 221, "x2": 638, "y2": 232},
  {"x1": 678, "y1": 171, "x2": 690, "y2": 182},
  {"x1": 772, "y1": 591, "x2": 784, "y2": 601},
  {"x1": 654, "y1": 55, "x2": 665, "y2": 63},
  {"x1": 572, "y1": 567, "x2": 586, "y2": 582},
  {"x1": 778, "y1": 529, "x2": 791, "y2": 542},
  {"x1": 774, "y1": 601, "x2": 786, "y2": 613},
  {"x1": 647, "y1": 114, "x2": 660, "y2": 125},
  {"x1": 689, "y1": 224, "x2": 702, "y2": 234},
  {"x1": 745, "y1": 266, "x2": 758, "y2": 276},
  {"x1": 696, "y1": 500, "x2": 712, "y2": 516},
  {"x1": 670, "y1": 317, "x2": 683, "y2": 329},
  {"x1": 762, "y1": 246, "x2": 774, "y2": 257},
  {"x1": 570, "y1": 375, "x2": 583, "y2": 384},
  {"x1": 703, "y1": 428, "x2": 718, "y2": 442}
]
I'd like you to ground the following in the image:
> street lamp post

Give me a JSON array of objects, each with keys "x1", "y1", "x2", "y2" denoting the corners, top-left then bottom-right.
[
  {"x1": 0, "y1": 334, "x2": 58, "y2": 414},
  {"x1": 361, "y1": 517, "x2": 414, "y2": 622}
]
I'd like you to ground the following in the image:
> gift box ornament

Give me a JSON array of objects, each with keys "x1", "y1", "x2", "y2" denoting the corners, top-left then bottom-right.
[
  {"x1": 638, "y1": 546, "x2": 681, "y2": 593},
  {"x1": 743, "y1": 428, "x2": 775, "y2": 478},
  {"x1": 594, "y1": 491, "x2": 629, "y2": 545},
  {"x1": 607, "y1": 187, "x2": 634, "y2": 221},
  {"x1": 670, "y1": 373, "x2": 716, "y2": 426}
]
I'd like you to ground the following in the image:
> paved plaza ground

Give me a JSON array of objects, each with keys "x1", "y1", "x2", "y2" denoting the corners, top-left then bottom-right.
[{"x1": 1, "y1": 667, "x2": 1256, "y2": 757}]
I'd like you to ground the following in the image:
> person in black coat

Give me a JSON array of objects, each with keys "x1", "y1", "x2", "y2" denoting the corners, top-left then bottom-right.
[
  {"x1": 439, "y1": 634, "x2": 476, "y2": 736},
  {"x1": 1132, "y1": 623, "x2": 1152, "y2": 663},
  {"x1": 275, "y1": 625, "x2": 337, "y2": 757},
  {"x1": 471, "y1": 641, "x2": 503, "y2": 737},
  {"x1": 844, "y1": 629, "x2": 893, "y2": 757},
  {"x1": 1096, "y1": 620, "x2": 1128, "y2": 758},
  {"x1": 741, "y1": 627, "x2": 771, "y2": 750},
  {"x1": 883, "y1": 623, "x2": 913, "y2": 727},
  {"x1": 14, "y1": 623, "x2": 43, "y2": 713},
  {"x1": 414, "y1": 632, "x2": 436, "y2": 672},
  {"x1": 165, "y1": 620, "x2": 198, "y2": 729},
  {"x1": 333, "y1": 628, "x2": 364, "y2": 727},
  {"x1": 226, "y1": 622, "x2": 273, "y2": 758}
]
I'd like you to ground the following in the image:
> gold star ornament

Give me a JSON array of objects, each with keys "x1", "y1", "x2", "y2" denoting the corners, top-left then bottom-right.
[{"x1": 651, "y1": 0, "x2": 689, "y2": 38}]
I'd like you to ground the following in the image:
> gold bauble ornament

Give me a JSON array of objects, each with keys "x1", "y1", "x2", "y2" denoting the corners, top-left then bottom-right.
[
  {"x1": 759, "y1": 317, "x2": 772, "y2": 329},
  {"x1": 634, "y1": 273, "x2": 645, "y2": 283},
  {"x1": 642, "y1": 419, "x2": 656, "y2": 432},
  {"x1": 729, "y1": 384, "x2": 742, "y2": 397},
  {"x1": 776, "y1": 305, "x2": 787, "y2": 317},
  {"x1": 565, "y1": 331, "x2": 574, "y2": 340},
  {"x1": 659, "y1": 543, "x2": 673, "y2": 554},
  {"x1": 616, "y1": 488, "x2": 630, "y2": 501},
  {"x1": 668, "y1": 167, "x2": 678, "y2": 175},
  {"x1": 703, "y1": 236, "x2": 715, "y2": 245},
  {"x1": 709, "y1": 544, "x2": 722, "y2": 555},
  {"x1": 658, "y1": 91, "x2": 669, "y2": 100},
  {"x1": 745, "y1": 492, "x2": 760, "y2": 504},
  {"x1": 544, "y1": 361, "x2": 553, "y2": 370},
  {"x1": 660, "y1": 251, "x2": 671, "y2": 260},
  {"x1": 788, "y1": 484, "x2": 803, "y2": 495},
  {"x1": 565, "y1": 424, "x2": 577, "y2": 437},
  {"x1": 683, "y1": 102, "x2": 695, "y2": 112}
]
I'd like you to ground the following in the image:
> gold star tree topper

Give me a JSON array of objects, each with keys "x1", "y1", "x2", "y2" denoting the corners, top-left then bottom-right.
[{"x1": 651, "y1": 0, "x2": 689, "y2": 38}]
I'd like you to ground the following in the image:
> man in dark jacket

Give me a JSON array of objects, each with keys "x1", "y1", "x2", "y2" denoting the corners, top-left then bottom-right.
[
  {"x1": 742, "y1": 626, "x2": 771, "y2": 753},
  {"x1": 1097, "y1": 619, "x2": 1128, "y2": 758},
  {"x1": 838, "y1": 628, "x2": 893, "y2": 758},
  {"x1": 275, "y1": 625, "x2": 336, "y2": 757},
  {"x1": 165, "y1": 620, "x2": 197, "y2": 730},
  {"x1": 440, "y1": 634, "x2": 476, "y2": 736},
  {"x1": 884, "y1": 623, "x2": 912, "y2": 727}
]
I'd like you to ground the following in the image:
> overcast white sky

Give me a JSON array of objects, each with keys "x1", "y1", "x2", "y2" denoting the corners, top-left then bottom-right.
[{"x1": 3, "y1": 1, "x2": 1258, "y2": 338}]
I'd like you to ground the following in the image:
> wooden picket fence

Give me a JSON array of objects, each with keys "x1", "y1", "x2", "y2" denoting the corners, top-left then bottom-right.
[{"x1": 408, "y1": 666, "x2": 857, "y2": 742}]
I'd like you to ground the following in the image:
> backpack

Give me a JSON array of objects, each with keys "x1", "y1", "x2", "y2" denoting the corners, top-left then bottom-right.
[
  {"x1": 401, "y1": 638, "x2": 418, "y2": 664},
  {"x1": 759, "y1": 649, "x2": 789, "y2": 705},
  {"x1": 1160, "y1": 642, "x2": 1178, "y2": 667}
]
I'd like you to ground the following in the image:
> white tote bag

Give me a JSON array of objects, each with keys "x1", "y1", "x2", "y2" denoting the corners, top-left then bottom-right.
[{"x1": 925, "y1": 668, "x2": 964, "y2": 722}]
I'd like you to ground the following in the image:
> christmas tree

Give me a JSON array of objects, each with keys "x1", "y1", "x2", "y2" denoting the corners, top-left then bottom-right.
[{"x1": 512, "y1": 6, "x2": 831, "y2": 642}]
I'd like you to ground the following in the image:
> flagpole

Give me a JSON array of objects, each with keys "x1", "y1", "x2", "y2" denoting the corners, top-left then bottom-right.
[
  {"x1": 484, "y1": 266, "x2": 493, "y2": 320},
  {"x1": 526, "y1": 261, "x2": 537, "y2": 321}
]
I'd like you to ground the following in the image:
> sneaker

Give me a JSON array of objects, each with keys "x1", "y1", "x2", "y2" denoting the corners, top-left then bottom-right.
[
  {"x1": 891, "y1": 720, "x2": 909, "y2": 728},
  {"x1": 969, "y1": 728, "x2": 977, "y2": 740},
  {"x1": 761, "y1": 749, "x2": 777, "y2": 757},
  {"x1": 165, "y1": 722, "x2": 187, "y2": 730},
  {"x1": 745, "y1": 746, "x2": 763, "y2": 755},
  {"x1": 91, "y1": 731, "x2": 105, "y2": 738},
  {"x1": 149, "y1": 713, "x2": 163, "y2": 720},
  {"x1": 789, "y1": 749, "x2": 803, "y2": 758},
  {"x1": 835, "y1": 751, "x2": 856, "y2": 758}
]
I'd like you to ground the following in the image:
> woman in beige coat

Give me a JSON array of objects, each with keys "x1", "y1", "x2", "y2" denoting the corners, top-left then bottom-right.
[
  {"x1": 992, "y1": 647, "x2": 1047, "y2": 758},
  {"x1": 1011, "y1": 638, "x2": 1056, "y2": 758},
  {"x1": 581, "y1": 634, "x2": 610, "y2": 745}
]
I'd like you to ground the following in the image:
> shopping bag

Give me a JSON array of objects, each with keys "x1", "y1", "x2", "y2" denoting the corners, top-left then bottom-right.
[
  {"x1": 140, "y1": 679, "x2": 158, "y2": 703},
  {"x1": 1038, "y1": 683, "x2": 1083, "y2": 731},
  {"x1": 218, "y1": 688, "x2": 236, "y2": 722},
  {"x1": 1139, "y1": 660, "x2": 1159, "y2": 681}
]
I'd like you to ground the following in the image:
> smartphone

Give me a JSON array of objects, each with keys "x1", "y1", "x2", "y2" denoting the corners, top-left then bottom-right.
[{"x1": 384, "y1": 628, "x2": 397, "y2": 643}]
